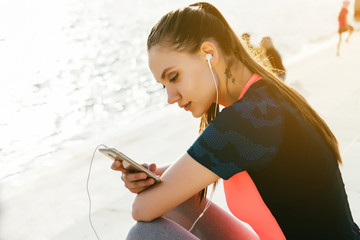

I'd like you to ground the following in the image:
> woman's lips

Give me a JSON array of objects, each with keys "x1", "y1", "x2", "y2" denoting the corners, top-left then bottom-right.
[
  {"x1": 180, "y1": 102, "x2": 191, "y2": 111},
  {"x1": 184, "y1": 102, "x2": 191, "y2": 111}
]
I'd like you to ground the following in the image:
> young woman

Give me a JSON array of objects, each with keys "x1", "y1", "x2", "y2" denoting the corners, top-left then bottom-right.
[{"x1": 112, "y1": 2, "x2": 360, "y2": 239}]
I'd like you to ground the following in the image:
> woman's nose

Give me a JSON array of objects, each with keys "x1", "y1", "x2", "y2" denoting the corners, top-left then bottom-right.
[{"x1": 167, "y1": 87, "x2": 181, "y2": 104}]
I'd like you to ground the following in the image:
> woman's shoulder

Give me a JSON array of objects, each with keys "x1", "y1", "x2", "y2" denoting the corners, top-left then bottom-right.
[
  {"x1": 216, "y1": 80, "x2": 284, "y2": 129},
  {"x1": 230, "y1": 80, "x2": 281, "y2": 110}
]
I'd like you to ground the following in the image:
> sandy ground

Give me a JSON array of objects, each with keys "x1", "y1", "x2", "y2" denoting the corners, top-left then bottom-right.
[{"x1": 1, "y1": 32, "x2": 360, "y2": 240}]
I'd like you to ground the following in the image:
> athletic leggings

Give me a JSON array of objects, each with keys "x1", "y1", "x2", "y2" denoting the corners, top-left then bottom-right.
[{"x1": 126, "y1": 195, "x2": 260, "y2": 240}]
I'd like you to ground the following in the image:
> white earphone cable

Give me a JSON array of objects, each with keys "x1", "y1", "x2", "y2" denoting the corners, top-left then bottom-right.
[
  {"x1": 207, "y1": 57, "x2": 219, "y2": 118},
  {"x1": 188, "y1": 198, "x2": 212, "y2": 232},
  {"x1": 86, "y1": 144, "x2": 106, "y2": 240},
  {"x1": 188, "y1": 55, "x2": 218, "y2": 232}
]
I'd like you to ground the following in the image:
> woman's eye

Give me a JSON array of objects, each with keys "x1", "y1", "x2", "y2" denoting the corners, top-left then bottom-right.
[{"x1": 169, "y1": 73, "x2": 178, "y2": 83}]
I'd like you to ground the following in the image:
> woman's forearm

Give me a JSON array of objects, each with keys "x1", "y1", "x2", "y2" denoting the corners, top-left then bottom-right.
[{"x1": 132, "y1": 153, "x2": 219, "y2": 222}]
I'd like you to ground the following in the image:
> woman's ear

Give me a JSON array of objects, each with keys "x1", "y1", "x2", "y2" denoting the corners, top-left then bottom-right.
[{"x1": 200, "y1": 41, "x2": 219, "y2": 68}]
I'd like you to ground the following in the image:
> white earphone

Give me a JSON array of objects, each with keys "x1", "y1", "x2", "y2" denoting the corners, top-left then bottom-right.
[
  {"x1": 204, "y1": 53, "x2": 218, "y2": 119},
  {"x1": 205, "y1": 53, "x2": 213, "y2": 62}
]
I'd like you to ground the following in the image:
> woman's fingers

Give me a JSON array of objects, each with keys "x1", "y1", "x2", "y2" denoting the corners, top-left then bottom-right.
[
  {"x1": 149, "y1": 163, "x2": 157, "y2": 173},
  {"x1": 127, "y1": 179, "x2": 155, "y2": 193},
  {"x1": 111, "y1": 160, "x2": 158, "y2": 193},
  {"x1": 123, "y1": 175, "x2": 156, "y2": 193},
  {"x1": 122, "y1": 171, "x2": 148, "y2": 182},
  {"x1": 111, "y1": 160, "x2": 126, "y2": 171}
]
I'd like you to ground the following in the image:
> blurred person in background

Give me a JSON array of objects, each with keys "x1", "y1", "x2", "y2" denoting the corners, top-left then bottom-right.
[
  {"x1": 337, "y1": 0, "x2": 354, "y2": 56},
  {"x1": 260, "y1": 36, "x2": 286, "y2": 81}
]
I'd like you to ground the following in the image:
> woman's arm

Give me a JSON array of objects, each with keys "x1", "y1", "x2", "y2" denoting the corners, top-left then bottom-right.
[
  {"x1": 132, "y1": 152, "x2": 220, "y2": 221},
  {"x1": 155, "y1": 164, "x2": 170, "y2": 176}
]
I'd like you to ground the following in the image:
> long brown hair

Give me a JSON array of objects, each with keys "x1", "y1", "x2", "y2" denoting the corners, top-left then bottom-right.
[{"x1": 147, "y1": 2, "x2": 341, "y2": 201}]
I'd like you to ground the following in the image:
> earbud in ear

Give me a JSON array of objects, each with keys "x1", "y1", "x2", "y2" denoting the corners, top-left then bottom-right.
[{"x1": 205, "y1": 53, "x2": 213, "y2": 62}]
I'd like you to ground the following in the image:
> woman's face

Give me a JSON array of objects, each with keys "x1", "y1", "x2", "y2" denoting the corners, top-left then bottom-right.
[{"x1": 148, "y1": 45, "x2": 217, "y2": 118}]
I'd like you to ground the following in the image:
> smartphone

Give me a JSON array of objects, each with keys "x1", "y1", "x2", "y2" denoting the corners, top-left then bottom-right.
[{"x1": 99, "y1": 145, "x2": 162, "y2": 183}]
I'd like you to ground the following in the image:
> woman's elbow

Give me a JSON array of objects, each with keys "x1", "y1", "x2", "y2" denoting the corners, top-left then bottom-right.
[{"x1": 132, "y1": 201, "x2": 157, "y2": 222}]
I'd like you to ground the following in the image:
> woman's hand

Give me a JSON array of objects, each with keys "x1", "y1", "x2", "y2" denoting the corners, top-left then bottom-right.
[{"x1": 111, "y1": 160, "x2": 157, "y2": 194}]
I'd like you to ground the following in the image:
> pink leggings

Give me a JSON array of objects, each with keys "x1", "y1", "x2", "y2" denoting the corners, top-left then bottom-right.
[{"x1": 126, "y1": 195, "x2": 259, "y2": 240}]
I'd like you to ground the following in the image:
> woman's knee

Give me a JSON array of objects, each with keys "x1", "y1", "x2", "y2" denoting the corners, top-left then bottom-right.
[
  {"x1": 126, "y1": 220, "x2": 159, "y2": 240},
  {"x1": 126, "y1": 218, "x2": 198, "y2": 240}
]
